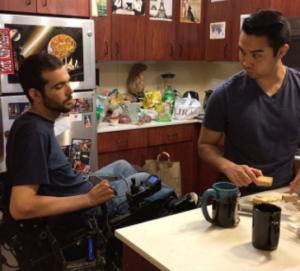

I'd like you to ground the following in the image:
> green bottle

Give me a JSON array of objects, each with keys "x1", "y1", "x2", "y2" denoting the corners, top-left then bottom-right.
[{"x1": 163, "y1": 84, "x2": 175, "y2": 115}]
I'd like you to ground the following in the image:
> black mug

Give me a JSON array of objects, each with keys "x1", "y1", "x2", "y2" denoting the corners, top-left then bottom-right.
[
  {"x1": 202, "y1": 182, "x2": 240, "y2": 228},
  {"x1": 252, "y1": 203, "x2": 281, "y2": 251}
]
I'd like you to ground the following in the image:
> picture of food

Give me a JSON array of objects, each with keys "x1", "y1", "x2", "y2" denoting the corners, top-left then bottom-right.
[
  {"x1": 47, "y1": 34, "x2": 77, "y2": 60},
  {"x1": 10, "y1": 29, "x2": 21, "y2": 41}
]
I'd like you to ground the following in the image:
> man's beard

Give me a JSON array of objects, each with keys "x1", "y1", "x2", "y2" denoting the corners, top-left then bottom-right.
[{"x1": 43, "y1": 94, "x2": 73, "y2": 113}]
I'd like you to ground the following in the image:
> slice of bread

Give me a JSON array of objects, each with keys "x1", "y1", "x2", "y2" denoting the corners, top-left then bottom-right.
[
  {"x1": 282, "y1": 193, "x2": 299, "y2": 203},
  {"x1": 257, "y1": 176, "x2": 273, "y2": 187},
  {"x1": 252, "y1": 195, "x2": 281, "y2": 204}
]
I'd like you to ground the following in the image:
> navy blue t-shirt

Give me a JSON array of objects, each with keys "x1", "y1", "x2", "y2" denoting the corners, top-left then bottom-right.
[
  {"x1": 6, "y1": 112, "x2": 93, "y2": 196},
  {"x1": 203, "y1": 67, "x2": 300, "y2": 191}
]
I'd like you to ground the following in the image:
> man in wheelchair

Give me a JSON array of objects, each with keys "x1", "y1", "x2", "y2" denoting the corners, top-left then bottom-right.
[{"x1": 0, "y1": 54, "x2": 199, "y2": 271}]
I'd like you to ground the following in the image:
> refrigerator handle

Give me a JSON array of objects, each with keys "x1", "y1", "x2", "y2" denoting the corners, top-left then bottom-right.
[{"x1": 0, "y1": 102, "x2": 4, "y2": 162}]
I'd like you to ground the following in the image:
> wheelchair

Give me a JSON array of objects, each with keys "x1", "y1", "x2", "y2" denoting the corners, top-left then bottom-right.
[{"x1": 0, "y1": 172, "x2": 200, "y2": 271}]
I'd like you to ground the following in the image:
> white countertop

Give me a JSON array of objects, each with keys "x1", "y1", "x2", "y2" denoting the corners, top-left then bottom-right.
[
  {"x1": 97, "y1": 118, "x2": 201, "y2": 133},
  {"x1": 115, "y1": 187, "x2": 300, "y2": 271}
]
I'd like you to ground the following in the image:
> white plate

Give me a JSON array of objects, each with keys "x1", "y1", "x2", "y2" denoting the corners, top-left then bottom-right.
[{"x1": 239, "y1": 191, "x2": 283, "y2": 212}]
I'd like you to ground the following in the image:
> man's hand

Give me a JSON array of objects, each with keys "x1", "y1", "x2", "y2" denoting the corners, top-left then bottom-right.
[
  {"x1": 224, "y1": 164, "x2": 262, "y2": 187},
  {"x1": 87, "y1": 180, "x2": 116, "y2": 206},
  {"x1": 290, "y1": 170, "x2": 300, "y2": 194}
]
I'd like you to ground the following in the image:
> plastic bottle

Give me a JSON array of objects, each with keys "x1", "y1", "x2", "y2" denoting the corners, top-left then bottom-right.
[{"x1": 163, "y1": 84, "x2": 175, "y2": 115}]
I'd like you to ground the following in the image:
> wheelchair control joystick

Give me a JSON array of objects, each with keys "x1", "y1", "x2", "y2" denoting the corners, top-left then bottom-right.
[
  {"x1": 130, "y1": 177, "x2": 140, "y2": 194},
  {"x1": 126, "y1": 175, "x2": 162, "y2": 203}
]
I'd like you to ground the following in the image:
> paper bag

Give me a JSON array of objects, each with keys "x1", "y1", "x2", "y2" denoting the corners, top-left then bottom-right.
[{"x1": 143, "y1": 152, "x2": 182, "y2": 198}]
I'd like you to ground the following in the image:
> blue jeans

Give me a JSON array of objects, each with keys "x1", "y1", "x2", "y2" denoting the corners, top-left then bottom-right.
[{"x1": 92, "y1": 160, "x2": 174, "y2": 215}]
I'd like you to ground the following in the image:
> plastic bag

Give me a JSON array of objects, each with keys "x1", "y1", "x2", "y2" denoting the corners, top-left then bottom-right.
[{"x1": 173, "y1": 97, "x2": 201, "y2": 120}]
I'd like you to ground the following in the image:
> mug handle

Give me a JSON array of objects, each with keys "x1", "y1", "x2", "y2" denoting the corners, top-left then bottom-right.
[
  {"x1": 270, "y1": 220, "x2": 280, "y2": 246},
  {"x1": 201, "y1": 188, "x2": 217, "y2": 225}
]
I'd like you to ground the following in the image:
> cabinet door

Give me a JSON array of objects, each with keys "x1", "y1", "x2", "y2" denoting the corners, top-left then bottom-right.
[
  {"x1": 98, "y1": 147, "x2": 151, "y2": 168},
  {"x1": 111, "y1": 12, "x2": 145, "y2": 60},
  {"x1": 271, "y1": 0, "x2": 300, "y2": 17},
  {"x1": 94, "y1": 3, "x2": 112, "y2": 60},
  {"x1": 174, "y1": 0, "x2": 206, "y2": 61},
  {"x1": 0, "y1": 0, "x2": 37, "y2": 13},
  {"x1": 37, "y1": 0, "x2": 90, "y2": 17},
  {"x1": 144, "y1": 0, "x2": 176, "y2": 61},
  {"x1": 231, "y1": 0, "x2": 271, "y2": 61},
  {"x1": 205, "y1": 0, "x2": 232, "y2": 61}
]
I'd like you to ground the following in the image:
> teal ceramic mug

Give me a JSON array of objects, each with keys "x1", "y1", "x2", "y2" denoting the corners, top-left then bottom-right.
[{"x1": 201, "y1": 182, "x2": 240, "y2": 228}]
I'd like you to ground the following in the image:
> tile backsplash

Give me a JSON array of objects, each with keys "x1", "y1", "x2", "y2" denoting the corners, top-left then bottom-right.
[{"x1": 96, "y1": 61, "x2": 242, "y2": 102}]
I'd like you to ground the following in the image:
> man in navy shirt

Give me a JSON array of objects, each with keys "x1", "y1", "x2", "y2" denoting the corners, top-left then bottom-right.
[
  {"x1": 6, "y1": 53, "x2": 172, "y2": 220},
  {"x1": 198, "y1": 10, "x2": 300, "y2": 195}
]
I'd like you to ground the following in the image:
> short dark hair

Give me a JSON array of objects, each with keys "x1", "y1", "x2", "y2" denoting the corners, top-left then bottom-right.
[
  {"x1": 242, "y1": 10, "x2": 291, "y2": 56},
  {"x1": 18, "y1": 53, "x2": 63, "y2": 103}
]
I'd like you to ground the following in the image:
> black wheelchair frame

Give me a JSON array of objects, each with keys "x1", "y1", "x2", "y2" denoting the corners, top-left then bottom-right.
[{"x1": 0, "y1": 172, "x2": 189, "y2": 271}]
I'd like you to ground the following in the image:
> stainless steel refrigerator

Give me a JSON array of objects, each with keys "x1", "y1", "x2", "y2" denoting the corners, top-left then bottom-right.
[
  {"x1": 0, "y1": 13, "x2": 98, "y2": 271},
  {"x1": 0, "y1": 14, "x2": 98, "y2": 172}
]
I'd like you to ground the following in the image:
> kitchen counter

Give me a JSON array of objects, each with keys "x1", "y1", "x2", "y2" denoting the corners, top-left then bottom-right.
[
  {"x1": 97, "y1": 118, "x2": 201, "y2": 133},
  {"x1": 115, "y1": 186, "x2": 300, "y2": 271}
]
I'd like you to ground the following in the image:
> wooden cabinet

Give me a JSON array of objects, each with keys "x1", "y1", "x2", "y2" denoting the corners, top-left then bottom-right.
[
  {"x1": 95, "y1": 0, "x2": 146, "y2": 61},
  {"x1": 97, "y1": 123, "x2": 199, "y2": 196},
  {"x1": 0, "y1": 0, "x2": 90, "y2": 17},
  {"x1": 205, "y1": 0, "x2": 232, "y2": 61},
  {"x1": 230, "y1": 0, "x2": 271, "y2": 61},
  {"x1": 173, "y1": 0, "x2": 206, "y2": 61},
  {"x1": 144, "y1": 0, "x2": 176, "y2": 61},
  {"x1": 111, "y1": 12, "x2": 145, "y2": 60},
  {"x1": 0, "y1": 0, "x2": 37, "y2": 13},
  {"x1": 270, "y1": 0, "x2": 300, "y2": 17},
  {"x1": 205, "y1": 0, "x2": 278, "y2": 62},
  {"x1": 93, "y1": 3, "x2": 112, "y2": 60},
  {"x1": 37, "y1": 0, "x2": 90, "y2": 17}
]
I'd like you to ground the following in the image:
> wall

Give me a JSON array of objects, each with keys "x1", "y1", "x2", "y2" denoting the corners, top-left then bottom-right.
[{"x1": 96, "y1": 61, "x2": 243, "y2": 102}]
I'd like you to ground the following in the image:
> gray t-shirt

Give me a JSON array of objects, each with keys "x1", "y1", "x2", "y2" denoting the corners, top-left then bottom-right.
[
  {"x1": 6, "y1": 112, "x2": 93, "y2": 196},
  {"x1": 203, "y1": 67, "x2": 300, "y2": 191}
]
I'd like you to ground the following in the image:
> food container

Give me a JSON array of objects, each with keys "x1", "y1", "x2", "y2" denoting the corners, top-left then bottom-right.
[{"x1": 109, "y1": 116, "x2": 119, "y2": 126}]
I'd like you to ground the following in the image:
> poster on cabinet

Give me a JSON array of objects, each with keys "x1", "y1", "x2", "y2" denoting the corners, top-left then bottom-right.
[
  {"x1": 210, "y1": 22, "x2": 226, "y2": 39},
  {"x1": 112, "y1": 0, "x2": 145, "y2": 16},
  {"x1": 149, "y1": 0, "x2": 173, "y2": 22},
  {"x1": 180, "y1": 0, "x2": 201, "y2": 24},
  {"x1": 240, "y1": 14, "x2": 250, "y2": 29},
  {"x1": 91, "y1": 0, "x2": 108, "y2": 17}
]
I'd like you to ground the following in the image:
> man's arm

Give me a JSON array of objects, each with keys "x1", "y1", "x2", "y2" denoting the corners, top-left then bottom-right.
[
  {"x1": 198, "y1": 126, "x2": 262, "y2": 187},
  {"x1": 10, "y1": 180, "x2": 115, "y2": 220}
]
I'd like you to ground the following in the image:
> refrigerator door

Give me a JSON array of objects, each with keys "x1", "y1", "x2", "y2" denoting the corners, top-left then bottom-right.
[
  {"x1": 0, "y1": 14, "x2": 96, "y2": 95},
  {"x1": 0, "y1": 95, "x2": 29, "y2": 172},
  {"x1": 0, "y1": 91, "x2": 98, "y2": 173},
  {"x1": 56, "y1": 90, "x2": 98, "y2": 172}
]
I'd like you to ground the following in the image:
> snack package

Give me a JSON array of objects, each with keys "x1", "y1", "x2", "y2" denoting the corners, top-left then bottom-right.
[
  {"x1": 108, "y1": 88, "x2": 124, "y2": 105},
  {"x1": 152, "y1": 90, "x2": 162, "y2": 105},
  {"x1": 143, "y1": 91, "x2": 153, "y2": 109}
]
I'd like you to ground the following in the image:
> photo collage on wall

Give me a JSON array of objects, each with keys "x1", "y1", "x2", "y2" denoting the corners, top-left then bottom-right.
[{"x1": 61, "y1": 138, "x2": 92, "y2": 174}]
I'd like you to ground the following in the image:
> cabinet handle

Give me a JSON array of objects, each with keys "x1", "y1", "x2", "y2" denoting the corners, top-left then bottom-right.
[
  {"x1": 42, "y1": 0, "x2": 47, "y2": 6},
  {"x1": 26, "y1": 0, "x2": 31, "y2": 5},
  {"x1": 170, "y1": 44, "x2": 173, "y2": 57},
  {"x1": 224, "y1": 43, "x2": 228, "y2": 57},
  {"x1": 167, "y1": 132, "x2": 179, "y2": 138},
  {"x1": 104, "y1": 41, "x2": 108, "y2": 55},
  {"x1": 116, "y1": 42, "x2": 120, "y2": 57},
  {"x1": 179, "y1": 44, "x2": 183, "y2": 57},
  {"x1": 151, "y1": 151, "x2": 156, "y2": 159},
  {"x1": 116, "y1": 139, "x2": 128, "y2": 144}
]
